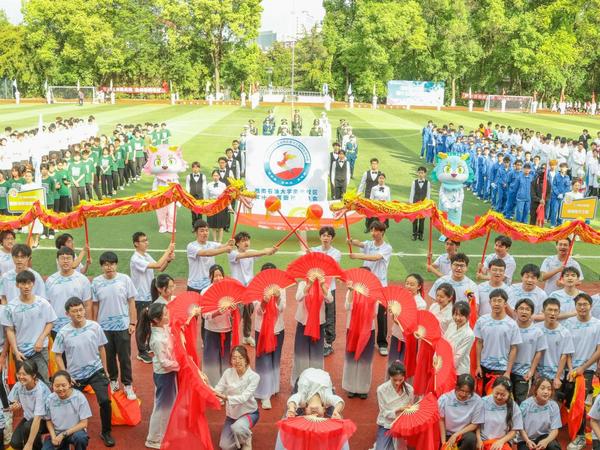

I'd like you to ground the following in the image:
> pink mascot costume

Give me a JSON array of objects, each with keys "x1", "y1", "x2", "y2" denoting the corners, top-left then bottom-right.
[{"x1": 143, "y1": 145, "x2": 188, "y2": 233}]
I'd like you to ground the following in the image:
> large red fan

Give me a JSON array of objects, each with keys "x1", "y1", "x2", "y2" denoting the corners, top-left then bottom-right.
[
  {"x1": 199, "y1": 278, "x2": 248, "y2": 313},
  {"x1": 199, "y1": 278, "x2": 247, "y2": 350},
  {"x1": 243, "y1": 269, "x2": 295, "y2": 356},
  {"x1": 286, "y1": 252, "x2": 345, "y2": 282},
  {"x1": 343, "y1": 268, "x2": 384, "y2": 300},
  {"x1": 382, "y1": 286, "x2": 418, "y2": 333},
  {"x1": 167, "y1": 291, "x2": 202, "y2": 327},
  {"x1": 243, "y1": 269, "x2": 295, "y2": 302},
  {"x1": 388, "y1": 392, "x2": 440, "y2": 438},
  {"x1": 414, "y1": 310, "x2": 442, "y2": 345},
  {"x1": 433, "y1": 338, "x2": 456, "y2": 397},
  {"x1": 277, "y1": 416, "x2": 357, "y2": 450}
]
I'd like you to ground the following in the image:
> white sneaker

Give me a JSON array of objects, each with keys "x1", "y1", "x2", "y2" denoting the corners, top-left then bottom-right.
[
  {"x1": 145, "y1": 440, "x2": 161, "y2": 449},
  {"x1": 244, "y1": 336, "x2": 256, "y2": 347},
  {"x1": 40, "y1": 235, "x2": 47, "y2": 240},
  {"x1": 261, "y1": 398, "x2": 272, "y2": 410},
  {"x1": 124, "y1": 385, "x2": 137, "y2": 400},
  {"x1": 378, "y1": 347, "x2": 389, "y2": 356},
  {"x1": 567, "y1": 436, "x2": 587, "y2": 450},
  {"x1": 110, "y1": 380, "x2": 120, "y2": 392}
]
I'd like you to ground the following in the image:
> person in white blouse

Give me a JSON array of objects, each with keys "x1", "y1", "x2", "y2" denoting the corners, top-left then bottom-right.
[
  {"x1": 206, "y1": 170, "x2": 233, "y2": 243},
  {"x1": 252, "y1": 263, "x2": 286, "y2": 410},
  {"x1": 430, "y1": 282, "x2": 455, "y2": 333},
  {"x1": 375, "y1": 361, "x2": 414, "y2": 450},
  {"x1": 291, "y1": 276, "x2": 333, "y2": 386},
  {"x1": 369, "y1": 174, "x2": 391, "y2": 228},
  {"x1": 214, "y1": 345, "x2": 260, "y2": 450},
  {"x1": 444, "y1": 301, "x2": 475, "y2": 376}
]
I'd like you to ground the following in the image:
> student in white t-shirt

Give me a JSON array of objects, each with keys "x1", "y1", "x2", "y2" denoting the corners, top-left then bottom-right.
[
  {"x1": 438, "y1": 374, "x2": 483, "y2": 449},
  {"x1": 45, "y1": 246, "x2": 92, "y2": 336},
  {"x1": 186, "y1": 219, "x2": 234, "y2": 293},
  {"x1": 52, "y1": 297, "x2": 114, "y2": 447},
  {"x1": 475, "y1": 376, "x2": 523, "y2": 446},
  {"x1": 536, "y1": 298, "x2": 574, "y2": 390},
  {"x1": 130, "y1": 231, "x2": 174, "y2": 364},
  {"x1": 1, "y1": 270, "x2": 56, "y2": 385},
  {"x1": 7, "y1": 360, "x2": 50, "y2": 450},
  {"x1": 91, "y1": 251, "x2": 138, "y2": 401},
  {"x1": 42, "y1": 370, "x2": 92, "y2": 450},
  {"x1": 477, "y1": 235, "x2": 517, "y2": 284},
  {"x1": 228, "y1": 231, "x2": 276, "y2": 347},
  {"x1": 348, "y1": 220, "x2": 393, "y2": 356},
  {"x1": 517, "y1": 378, "x2": 562, "y2": 450},
  {"x1": 474, "y1": 288, "x2": 522, "y2": 385},
  {"x1": 509, "y1": 264, "x2": 547, "y2": 320},
  {"x1": 511, "y1": 298, "x2": 547, "y2": 404},
  {"x1": 429, "y1": 253, "x2": 480, "y2": 307},
  {"x1": 477, "y1": 258, "x2": 512, "y2": 317},
  {"x1": 427, "y1": 238, "x2": 460, "y2": 278},
  {"x1": 0, "y1": 244, "x2": 46, "y2": 304},
  {"x1": 540, "y1": 238, "x2": 584, "y2": 295},
  {"x1": 54, "y1": 233, "x2": 90, "y2": 275},
  {"x1": 0, "y1": 230, "x2": 15, "y2": 276},
  {"x1": 548, "y1": 266, "x2": 585, "y2": 322}
]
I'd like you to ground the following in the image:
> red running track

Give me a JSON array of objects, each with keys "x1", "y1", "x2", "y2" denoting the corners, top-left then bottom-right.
[{"x1": 77, "y1": 281, "x2": 600, "y2": 449}]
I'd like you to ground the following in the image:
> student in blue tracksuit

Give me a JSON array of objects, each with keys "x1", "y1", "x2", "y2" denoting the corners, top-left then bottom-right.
[
  {"x1": 549, "y1": 162, "x2": 571, "y2": 226},
  {"x1": 494, "y1": 156, "x2": 511, "y2": 212},
  {"x1": 503, "y1": 160, "x2": 523, "y2": 219},
  {"x1": 426, "y1": 128, "x2": 437, "y2": 164},
  {"x1": 484, "y1": 150, "x2": 497, "y2": 202},
  {"x1": 445, "y1": 130, "x2": 456, "y2": 153},
  {"x1": 436, "y1": 128, "x2": 446, "y2": 157},
  {"x1": 466, "y1": 143, "x2": 478, "y2": 190},
  {"x1": 489, "y1": 152, "x2": 504, "y2": 208},
  {"x1": 514, "y1": 163, "x2": 534, "y2": 223},
  {"x1": 476, "y1": 148, "x2": 489, "y2": 199},
  {"x1": 421, "y1": 121, "x2": 433, "y2": 158}
]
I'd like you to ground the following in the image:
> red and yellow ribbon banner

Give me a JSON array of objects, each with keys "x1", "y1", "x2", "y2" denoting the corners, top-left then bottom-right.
[
  {"x1": 0, "y1": 179, "x2": 255, "y2": 231},
  {"x1": 330, "y1": 190, "x2": 600, "y2": 245}
]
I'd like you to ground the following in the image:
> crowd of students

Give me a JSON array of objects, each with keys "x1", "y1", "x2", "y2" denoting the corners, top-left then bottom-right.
[{"x1": 420, "y1": 121, "x2": 600, "y2": 225}]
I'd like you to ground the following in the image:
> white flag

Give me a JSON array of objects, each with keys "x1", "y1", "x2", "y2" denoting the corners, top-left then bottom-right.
[
  {"x1": 347, "y1": 83, "x2": 352, "y2": 96},
  {"x1": 12, "y1": 79, "x2": 17, "y2": 89}
]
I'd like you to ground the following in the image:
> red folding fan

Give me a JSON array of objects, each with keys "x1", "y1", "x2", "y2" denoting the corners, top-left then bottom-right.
[
  {"x1": 389, "y1": 392, "x2": 440, "y2": 438},
  {"x1": 277, "y1": 416, "x2": 357, "y2": 450},
  {"x1": 382, "y1": 286, "x2": 418, "y2": 333},
  {"x1": 167, "y1": 291, "x2": 202, "y2": 327},
  {"x1": 343, "y1": 268, "x2": 384, "y2": 300},
  {"x1": 414, "y1": 310, "x2": 442, "y2": 345},
  {"x1": 243, "y1": 269, "x2": 295, "y2": 302},
  {"x1": 199, "y1": 278, "x2": 248, "y2": 313},
  {"x1": 286, "y1": 252, "x2": 344, "y2": 282},
  {"x1": 433, "y1": 338, "x2": 456, "y2": 397}
]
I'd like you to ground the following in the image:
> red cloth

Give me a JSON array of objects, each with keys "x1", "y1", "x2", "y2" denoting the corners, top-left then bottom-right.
[
  {"x1": 407, "y1": 425, "x2": 440, "y2": 450},
  {"x1": 257, "y1": 296, "x2": 278, "y2": 356},
  {"x1": 413, "y1": 340, "x2": 435, "y2": 395},
  {"x1": 304, "y1": 282, "x2": 324, "y2": 341},
  {"x1": 162, "y1": 318, "x2": 221, "y2": 450},
  {"x1": 403, "y1": 334, "x2": 418, "y2": 378},
  {"x1": 567, "y1": 374, "x2": 586, "y2": 440},
  {"x1": 231, "y1": 307, "x2": 241, "y2": 348},
  {"x1": 345, "y1": 292, "x2": 376, "y2": 360}
]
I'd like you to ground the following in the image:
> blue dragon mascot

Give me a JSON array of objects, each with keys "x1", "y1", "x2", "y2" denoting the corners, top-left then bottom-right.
[{"x1": 431, "y1": 153, "x2": 474, "y2": 240}]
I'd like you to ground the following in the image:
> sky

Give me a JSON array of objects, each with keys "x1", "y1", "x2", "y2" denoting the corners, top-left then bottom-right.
[{"x1": 1, "y1": 0, "x2": 326, "y2": 40}]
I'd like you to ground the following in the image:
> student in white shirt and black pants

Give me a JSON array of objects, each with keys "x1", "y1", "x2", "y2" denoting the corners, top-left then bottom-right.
[
  {"x1": 330, "y1": 150, "x2": 351, "y2": 200},
  {"x1": 408, "y1": 166, "x2": 431, "y2": 241},
  {"x1": 185, "y1": 161, "x2": 207, "y2": 224}
]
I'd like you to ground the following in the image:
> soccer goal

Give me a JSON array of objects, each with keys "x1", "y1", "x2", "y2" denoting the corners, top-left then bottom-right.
[
  {"x1": 47, "y1": 86, "x2": 97, "y2": 104},
  {"x1": 483, "y1": 95, "x2": 532, "y2": 113}
]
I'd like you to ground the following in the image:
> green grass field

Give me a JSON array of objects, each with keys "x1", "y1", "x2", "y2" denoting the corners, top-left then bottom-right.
[{"x1": 1, "y1": 103, "x2": 599, "y2": 282}]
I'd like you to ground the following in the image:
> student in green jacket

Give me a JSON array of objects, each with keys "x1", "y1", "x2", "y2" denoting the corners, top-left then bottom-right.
[
  {"x1": 160, "y1": 122, "x2": 171, "y2": 144},
  {"x1": 131, "y1": 129, "x2": 145, "y2": 180},
  {"x1": 40, "y1": 163, "x2": 56, "y2": 239},
  {"x1": 55, "y1": 159, "x2": 73, "y2": 212},
  {"x1": 91, "y1": 137, "x2": 103, "y2": 200},
  {"x1": 0, "y1": 171, "x2": 11, "y2": 215},
  {"x1": 109, "y1": 143, "x2": 119, "y2": 195},
  {"x1": 81, "y1": 149, "x2": 95, "y2": 201},
  {"x1": 114, "y1": 138, "x2": 126, "y2": 191},
  {"x1": 124, "y1": 137, "x2": 136, "y2": 184},
  {"x1": 99, "y1": 147, "x2": 113, "y2": 198},
  {"x1": 68, "y1": 151, "x2": 87, "y2": 207},
  {"x1": 48, "y1": 161, "x2": 60, "y2": 211}
]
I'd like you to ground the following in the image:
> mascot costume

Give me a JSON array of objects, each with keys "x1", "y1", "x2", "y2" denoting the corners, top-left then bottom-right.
[
  {"x1": 431, "y1": 153, "x2": 473, "y2": 240},
  {"x1": 144, "y1": 145, "x2": 188, "y2": 233}
]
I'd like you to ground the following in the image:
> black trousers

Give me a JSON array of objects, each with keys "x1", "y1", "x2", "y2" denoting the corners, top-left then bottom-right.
[
  {"x1": 242, "y1": 304, "x2": 254, "y2": 338},
  {"x1": 333, "y1": 184, "x2": 346, "y2": 200},
  {"x1": 376, "y1": 304, "x2": 387, "y2": 348},
  {"x1": 58, "y1": 195, "x2": 72, "y2": 213},
  {"x1": 101, "y1": 174, "x2": 113, "y2": 197},
  {"x1": 517, "y1": 435, "x2": 561, "y2": 450},
  {"x1": 135, "y1": 156, "x2": 145, "y2": 177},
  {"x1": 70, "y1": 186, "x2": 86, "y2": 207},
  {"x1": 412, "y1": 218, "x2": 424, "y2": 237},
  {"x1": 511, "y1": 372, "x2": 530, "y2": 404},
  {"x1": 11, "y1": 418, "x2": 47, "y2": 450},
  {"x1": 324, "y1": 290, "x2": 336, "y2": 346},
  {"x1": 530, "y1": 201, "x2": 540, "y2": 225},
  {"x1": 104, "y1": 329, "x2": 132, "y2": 385},
  {"x1": 76, "y1": 369, "x2": 112, "y2": 433},
  {"x1": 85, "y1": 183, "x2": 94, "y2": 202},
  {"x1": 125, "y1": 160, "x2": 136, "y2": 182},
  {"x1": 446, "y1": 431, "x2": 477, "y2": 450},
  {"x1": 93, "y1": 169, "x2": 103, "y2": 200},
  {"x1": 135, "y1": 301, "x2": 150, "y2": 355}
]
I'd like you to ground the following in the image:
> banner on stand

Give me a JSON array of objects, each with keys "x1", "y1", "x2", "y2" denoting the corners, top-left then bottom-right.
[{"x1": 386, "y1": 80, "x2": 445, "y2": 107}]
